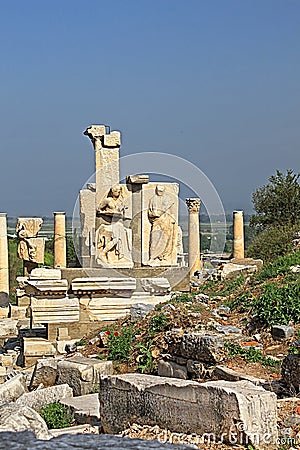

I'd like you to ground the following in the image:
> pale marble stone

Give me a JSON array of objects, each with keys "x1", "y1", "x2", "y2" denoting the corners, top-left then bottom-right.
[
  {"x1": 186, "y1": 198, "x2": 201, "y2": 274},
  {"x1": 29, "y1": 268, "x2": 61, "y2": 280},
  {"x1": 233, "y1": 210, "x2": 245, "y2": 259},
  {"x1": 142, "y1": 183, "x2": 179, "y2": 267},
  {"x1": 23, "y1": 338, "x2": 56, "y2": 357},
  {"x1": 126, "y1": 174, "x2": 149, "y2": 184},
  {"x1": 95, "y1": 185, "x2": 133, "y2": 268},
  {"x1": 140, "y1": 278, "x2": 171, "y2": 294},
  {"x1": 72, "y1": 277, "x2": 136, "y2": 295},
  {"x1": 0, "y1": 214, "x2": 9, "y2": 305},
  {"x1": 9, "y1": 304, "x2": 27, "y2": 319},
  {"x1": 16, "y1": 218, "x2": 44, "y2": 264},
  {"x1": 30, "y1": 297, "x2": 79, "y2": 324},
  {"x1": 54, "y1": 212, "x2": 66, "y2": 268}
]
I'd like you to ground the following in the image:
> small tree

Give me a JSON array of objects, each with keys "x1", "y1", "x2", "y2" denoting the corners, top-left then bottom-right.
[{"x1": 250, "y1": 169, "x2": 300, "y2": 230}]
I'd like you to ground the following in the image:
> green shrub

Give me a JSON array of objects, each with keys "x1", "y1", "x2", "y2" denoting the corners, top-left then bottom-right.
[
  {"x1": 247, "y1": 224, "x2": 300, "y2": 262},
  {"x1": 149, "y1": 313, "x2": 168, "y2": 334},
  {"x1": 39, "y1": 402, "x2": 72, "y2": 429},
  {"x1": 107, "y1": 327, "x2": 133, "y2": 361},
  {"x1": 171, "y1": 293, "x2": 194, "y2": 303},
  {"x1": 136, "y1": 341, "x2": 155, "y2": 373},
  {"x1": 252, "y1": 280, "x2": 300, "y2": 326}
]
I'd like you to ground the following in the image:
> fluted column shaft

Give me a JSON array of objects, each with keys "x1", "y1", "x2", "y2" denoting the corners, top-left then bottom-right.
[
  {"x1": 186, "y1": 198, "x2": 201, "y2": 275},
  {"x1": 233, "y1": 210, "x2": 244, "y2": 259}
]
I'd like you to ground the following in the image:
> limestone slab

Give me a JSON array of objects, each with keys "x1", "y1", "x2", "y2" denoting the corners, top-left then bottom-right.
[
  {"x1": 29, "y1": 268, "x2": 62, "y2": 280},
  {"x1": 0, "y1": 373, "x2": 28, "y2": 405},
  {"x1": 16, "y1": 384, "x2": 73, "y2": 411},
  {"x1": 31, "y1": 297, "x2": 79, "y2": 324},
  {"x1": 57, "y1": 356, "x2": 113, "y2": 396},
  {"x1": 100, "y1": 374, "x2": 278, "y2": 447}
]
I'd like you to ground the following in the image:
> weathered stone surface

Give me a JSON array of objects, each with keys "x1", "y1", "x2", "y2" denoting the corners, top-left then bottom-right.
[
  {"x1": 29, "y1": 268, "x2": 62, "y2": 280},
  {"x1": 271, "y1": 325, "x2": 295, "y2": 340},
  {"x1": 282, "y1": 353, "x2": 300, "y2": 391},
  {"x1": 141, "y1": 278, "x2": 171, "y2": 295},
  {"x1": 30, "y1": 297, "x2": 79, "y2": 324},
  {"x1": 0, "y1": 319, "x2": 18, "y2": 338},
  {"x1": 16, "y1": 384, "x2": 73, "y2": 411},
  {"x1": 220, "y1": 262, "x2": 257, "y2": 279},
  {"x1": 0, "y1": 431, "x2": 189, "y2": 449},
  {"x1": 9, "y1": 304, "x2": 27, "y2": 319},
  {"x1": 0, "y1": 404, "x2": 50, "y2": 439},
  {"x1": 130, "y1": 303, "x2": 155, "y2": 321},
  {"x1": 72, "y1": 277, "x2": 136, "y2": 296},
  {"x1": 142, "y1": 183, "x2": 179, "y2": 267},
  {"x1": 27, "y1": 279, "x2": 68, "y2": 293},
  {"x1": 186, "y1": 198, "x2": 201, "y2": 274},
  {"x1": 30, "y1": 358, "x2": 59, "y2": 389},
  {"x1": 0, "y1": 373, "x2": 28, "y2": 405},
  {"x1": 57, "y1": 356, "x2": 113, "y2": 396},
  {"x1": 100, "y1": 374, "x2": 278, "y2": 447},
  {"x1": 49, "y1": 424, "x2": 99, "y2": 437},
  {"x1": 60, "y1": 393, "x2": 100, "y2": 424},
  {"x1": 214, "y1": 324, "x2": 242, "y2": 334},
  {"x1": 0, "y1": 307, "x2": 9, "y2": 318},
  {"x1": 23, "y1": 338, "x2": 56, "y2": 357},
  {"x1": 165, "y1": 332, "x2": 223, "y2": 364},
  {"x1": 157, "y1": 360, "x2": 187, "y2": 379}
]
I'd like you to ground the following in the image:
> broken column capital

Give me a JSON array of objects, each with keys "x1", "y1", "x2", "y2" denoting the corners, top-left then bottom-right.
[
  {"x1": 186, "y1": 198, "x2": 201, "y2": 214},
  {"x1": 84, "y1": 125, "x2": 121, "y2": 151}
]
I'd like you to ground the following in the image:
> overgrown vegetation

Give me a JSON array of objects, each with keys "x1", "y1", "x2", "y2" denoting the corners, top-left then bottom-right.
[
  {"x1": 225, "y1": 343, "x2": 281, "y2": 368},
  {"x1": 39, "y1": 402, "x2": 73, "y2": 429},
  {"x1": 106, "y1": 327, "x2": 133, "y2": 361}
]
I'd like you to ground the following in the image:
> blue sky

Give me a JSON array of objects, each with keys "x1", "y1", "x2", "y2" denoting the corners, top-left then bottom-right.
[{"x1": 0, "y1": 0, "x2": 299, "y2": 216}]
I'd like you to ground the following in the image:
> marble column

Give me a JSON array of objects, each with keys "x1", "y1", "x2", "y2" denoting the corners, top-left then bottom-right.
[
  {"x1": 54, "y1": 212, "x2": 66, "y2": 268},
  {"x1": 126, "y1": 174, "x2": 149, "y2": 267},
  {"x1": 0, "y1": 213, "x2": 9, "y2": 305},
  {"x1": 84, "y1": 125, "x2": 121, "y2": 207},
  {"x1": 186, "y1": 198, "x2": 201, "y2": 275},
  {"x1": 233, "y1": 210, "x2": 245, "y2": 259}
]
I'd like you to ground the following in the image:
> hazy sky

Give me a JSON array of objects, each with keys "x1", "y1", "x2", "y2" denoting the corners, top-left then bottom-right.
[{"x1": 0, "y1": 0, "x2": 299, "y2": 217}]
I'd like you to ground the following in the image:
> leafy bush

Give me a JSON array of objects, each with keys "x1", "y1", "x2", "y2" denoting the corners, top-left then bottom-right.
[
  {"x1": 39, "y1": 402, "x2": 72, "y2": 429},
  {"x1": 171, "y1": 293, "x2": 194, "y2": 303},
  {"x1": 107, "y1": 327, "x2": 133, "y2": 361},
  {"x1": 252, "y1": 280, "x2": 300, "y2": 326},
  {"x1": 247, "y1": 224, "x2": 300, "y2": 262}
]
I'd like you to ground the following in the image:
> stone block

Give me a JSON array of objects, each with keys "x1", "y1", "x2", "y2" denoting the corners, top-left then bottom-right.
[
  {"x1": 16, "y1": 294, "x2": 30, "y2": 307},
  {"x1": 100, "y1": 374, "x2": 278, "y2": 447},
  {"x1": 72, "y1": 277, "x2": 136, "y2": 296},
  {"x1": 49, "y1": 424, "x2": 99, "y2": 437},
  {"x1": 130, "y1": 303, "x2": 155, "y2": 321},
  {"x1": 30, "y1": 297, "x2": 79, "y2": 324},
  {"x1": 57, "y1": 356, "x2": 113, "y2": 396},
  {"x1": 141, "y1": 278, "x2": 171, "y2": 295},
  {"x1": 60, "y1": 393, "x2": 100, "y2": 425},
  {"x1": 30, "y1": 358, "x2": 59, "y2": 389},
  {"x1": 157, "y1": 360, "x2": 187, "y2": 379},
  {"x1": 16, "y1": 384, "x2": 73, "y2": 411},
  {"x1": 271, "y1": 325, "x2": 295, "y2": 340},
  {"x1": 0, "y1": 373, "x2": 28, "y2": 405},
  {"x1": 56, "y1": 339, "x2": 78, "y2": 354},
  {"x1": 282, "y1": 353, "x2": 300, "y2": 391},
  {"x1": 27, "y1": 279, "x2": 68, "y2": 294},
  {"x1": 9, "y1": 304, "x2": 28, "y2": 319},
  {"x1": 0, "y1": 319, "x2": 18, "y2": 338},
  {"x1": 166, "y1": 332, "x2": 223, "y2": 364},
  {"x1": 0, "y1": 403, "x2": 50, "y2": 439},
  {"x1": 23, "y1": 338, "x2": 56, "y2": 358},
  {"x1": 103, "y1": 131, "x2": 121, "y2": 147},
  {"x1": 0, "y1": 307, "x2": 9, "y2": 319},
  {"x1": 29, "y1": 268, "x2": 62, "y2": 280}
]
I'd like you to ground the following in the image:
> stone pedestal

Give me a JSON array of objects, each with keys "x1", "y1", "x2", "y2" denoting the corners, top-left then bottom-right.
[
  {"x1": 186, "y1": 199, "x2": 201, "y2": 275},
  {"x1": 233, "y1": 210, "x2": 244, "y2": 259},
  {"x1": 0, "y1": 213, "x2": 9, "y2": 306},
  {"x1": 54, "y1": 212, "x2": 66, "y2": 268},
  {"x1": 84, "y1": 125, "x2": 121, "y2": 207}
]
